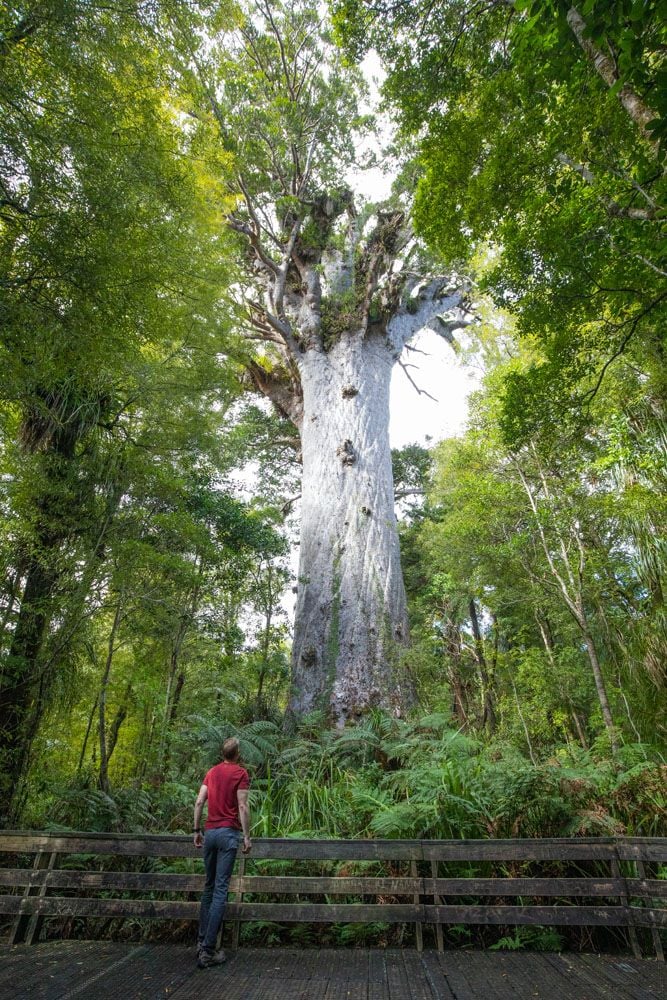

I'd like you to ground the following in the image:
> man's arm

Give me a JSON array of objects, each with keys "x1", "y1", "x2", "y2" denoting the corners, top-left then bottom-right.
[
  {"x1": 237, "y1": 788, "x2": 251, "y2": 853},
  {"x1": 193, "y1": 784, "x2": 207, "y2": 848}
]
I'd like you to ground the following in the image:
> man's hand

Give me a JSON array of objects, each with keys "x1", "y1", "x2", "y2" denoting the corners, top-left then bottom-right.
[
  {"x1": 194, "y1": 783, "x2": 207, "y2": 849},
  {"x1": 237, "y1": 788, "x2": 251, "y2": 853}
]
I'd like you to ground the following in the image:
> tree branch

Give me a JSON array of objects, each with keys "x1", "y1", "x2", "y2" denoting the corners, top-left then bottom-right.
[
  {"x1": 386, "y1": 281, "x2": 465, "y2": 357},
  {"x1": 244, "y1": 359, "x2": 303, "y2": 429},
  {"x1": 556, "y1": 154, "x2": 658, "y2": 220},
  {"x1": 579, "y1": 290, "x2": 667, "y2": 404},
  {"x1": 398, "y1": 360, "x2": 438, "y2": 402},
  {"x1": 566, "y1": 7, "x2": 659, "y2": 154}
]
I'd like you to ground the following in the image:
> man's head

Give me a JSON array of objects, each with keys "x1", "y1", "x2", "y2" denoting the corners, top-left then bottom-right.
[{"x1": 222, "y1": 736, "x2": 240, "y2": 762}]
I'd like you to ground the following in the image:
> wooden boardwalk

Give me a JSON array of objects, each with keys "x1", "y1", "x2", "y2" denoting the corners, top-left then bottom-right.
[{"x1": 0, "y1": 944, "x2": 664, "y2": 1000}]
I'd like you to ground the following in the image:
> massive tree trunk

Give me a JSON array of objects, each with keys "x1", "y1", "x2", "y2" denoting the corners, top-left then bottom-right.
[{"x1": 290, "y1": 335, "x2": 410, "y2": 720}]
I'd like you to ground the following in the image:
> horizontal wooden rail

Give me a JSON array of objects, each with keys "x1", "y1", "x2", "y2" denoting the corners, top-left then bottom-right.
[
  {"x1": 6, "y1": 870, "x2": 666, "y2": 900},
  {"x1": 3, "y1": 833, "x2": 653, "y2": 861},
  {"x1": 1, "y1": 832, "x2": 665, "y2": 958}
]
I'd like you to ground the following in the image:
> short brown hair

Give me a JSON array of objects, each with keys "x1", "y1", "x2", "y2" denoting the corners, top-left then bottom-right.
[{"x1": 222, "y1": 737, "x2": 240, "y2": 761}]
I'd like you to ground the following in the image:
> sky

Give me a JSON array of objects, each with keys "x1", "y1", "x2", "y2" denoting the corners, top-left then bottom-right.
[
  {"x1": 352, "y1": 53, "x2": 477, "y2": 448},
  {"x1": 389, "y1": 330, "x2": 478, "y2": 448}
]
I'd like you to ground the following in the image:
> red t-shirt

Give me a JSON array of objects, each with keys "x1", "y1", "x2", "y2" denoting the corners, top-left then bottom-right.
[{"x1": 203, "y1": 761, "x2": 250, "y2": 830}]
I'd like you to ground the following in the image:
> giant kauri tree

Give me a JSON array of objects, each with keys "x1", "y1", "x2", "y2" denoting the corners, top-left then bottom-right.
[{"x1": 177, "y1": 0, "x2": 467, "y2": 723}]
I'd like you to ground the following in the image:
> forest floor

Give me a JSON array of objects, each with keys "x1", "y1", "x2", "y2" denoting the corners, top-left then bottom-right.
[{"x1": 0, "y1": 941, "x2": 664, "y2": 999}]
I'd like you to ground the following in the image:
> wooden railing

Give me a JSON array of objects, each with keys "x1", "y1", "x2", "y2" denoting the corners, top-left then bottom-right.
[{"x1": 1, "y1": 832, "x2": 665, "y2": 958}]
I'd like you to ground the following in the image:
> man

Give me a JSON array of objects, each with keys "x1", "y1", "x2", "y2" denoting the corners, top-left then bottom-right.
[{"x1": 193, "y1": 736, "x2": 252, "y2": 969}]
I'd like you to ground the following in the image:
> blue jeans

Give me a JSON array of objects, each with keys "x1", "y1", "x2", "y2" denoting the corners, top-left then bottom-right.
[{"x1": 198, "y1": 826, "x2": 240, "y2": 952}]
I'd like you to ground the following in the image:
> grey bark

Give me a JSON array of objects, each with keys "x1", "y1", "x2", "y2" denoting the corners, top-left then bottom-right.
[
  {"x1": 282, "y1": 280, "x2": 464, "y2": 725},
  {"x1": 289, "y1": 335, "x2": 410, "y2": 720}
]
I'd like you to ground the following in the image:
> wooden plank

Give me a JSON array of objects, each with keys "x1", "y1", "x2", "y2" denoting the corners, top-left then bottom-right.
[
  {"x1": 0, "y1": 869, "x2": 645, "y2": 899},
  {"x1": 424, "y1": 903, "x2": 631, "y2": 926},
  {"x1": 1, "y1": 894, "x2": 654, "y2": 929},
  {"x1": 626, "y1": 879, "x2": 667, "y2": 899},
  {"x1": 24, "y1": 850, "x2": 58, "y2": 945},
  {"x1": 0, "y1": 829, "x2": 190, "y2": 844},
  {"x1": 411, "y1": 860, "x2": 423, "y2": 953},
  {"x1": 248, "y1": 839, "x2": 423, "y2": 861},
  {"x1": 400, "y1": 951, "x2": 435, "y2": 1000},
  {"x1": 419, "y1": 951, "x2": 456, "y2": 1000},
  {"x1": 421, "y1": 838, "x2": 618, "y2": 861},
  {"x1": 0, "y1": 834, "x2": 421, "y2": 862},
  {"x1": 612, "y1": 855, "x2": 642, "y2": 960},
  {"x1": 61, "y1": 942, "x2": 193, "y2": 1000},
  {"x1": 434, "y1": 951, "x2": 481, "y2": 999},
  {"x1": 9, "y1": 849, "x2": 52, "y2": 946},
  {"x1": 0, "y1": 869, "x2": 206, "y2": 891},
  {"x1": 616, "y1": 841, "x2": 667, "y2": 863},
  {"x1": 0, "y1": 896, "x2": 425, "y2": 922},
  {"x1": 368, "y1": 950, "x2": 390, "y2": 1000},
  {"x1": 0, "y1": 870, "x2": 426, "y2": 895},
  {"x1": 537, "y1": 953, "x2": 617, "y2": 1000},
  {"x1": 576, "y1": 953, "x2": 660, "y2": 1000},
  {"x1": 469, "y1": 952, "x2": 537, "y2": 1000},
  {"x1": 0, "y1": 895, "x2": 200, "y2": 918},
  {"x1": 426, "y1": 877, "x2": 624, "y2": 897},
  {"x1": 226, "y1": 902, "x2": 424, "y2": 922},
  {"x1": 634, "y1": 858, "x2": 665, "y2": 961},
  {"x1": 0, "y1": 944, "x2": 665, "y2": 999},
  {"x1": 383, "y1": 949, "x2": 413, "y2": 999},
  {"x1": 232, "y1": 852, "x2": 245, "y2": 950},
  {"x1": 0, "y1": 941, "x2": 141, "y2": 999},
  {"x1": 237, "y1": 875, "x2": 422, "y2": 895},
  {"x1": 0, "y1": 833, "x2": 423, "y2": 862},
  {"x1": 430, "y1": 860, "x2": 444, "y2": 955},
  {"x1": 1, "y1": 831, "x2": 663, "y2": 862},
  {"x1": 0, "y1": 834, "x2": 194, "y2": 858}
]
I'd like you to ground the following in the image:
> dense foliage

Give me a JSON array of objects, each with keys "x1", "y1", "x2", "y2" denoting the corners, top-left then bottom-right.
[{"x1": 0, "y1": 0, "x2": 664, "y2": 919}]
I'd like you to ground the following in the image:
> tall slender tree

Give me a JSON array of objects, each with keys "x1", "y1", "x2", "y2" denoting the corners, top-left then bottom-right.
[{"x1": 0, "y1": 0, "x2": 234, "y2": 811}]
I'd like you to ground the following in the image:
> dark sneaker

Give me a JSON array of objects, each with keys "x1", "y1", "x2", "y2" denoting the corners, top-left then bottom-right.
[{"x1": 197, "y1": 948, "x2": 226, "y2": 968}]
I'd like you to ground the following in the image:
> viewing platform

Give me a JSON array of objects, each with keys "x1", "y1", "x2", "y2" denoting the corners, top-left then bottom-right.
[
  {"x1": 1, "y1": 833, "x2": 664, "y2": 998},
  {"x1": 1, "y1": 942, "x2": 665, "y2": 1000}
]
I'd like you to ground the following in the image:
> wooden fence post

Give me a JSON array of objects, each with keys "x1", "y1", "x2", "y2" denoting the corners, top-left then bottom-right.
[
  {"x1": 634, "y1": 857, "x2": 664, "y2": 961},
  {"x1": 10, "y1": 850, "x2": 57, "y2": 946},
  {"x1": 431, "y1": 860, "x2": 444, "y2": 954},
  {"x1": 410, "y1": 860, "x2": 422, "y2": 953},
  {"x1": 611, "y1": 854, "x2": 641, "y2": 960},
  {"x1": 231, "y1": 853, "x2": 245, "y2": 951}
]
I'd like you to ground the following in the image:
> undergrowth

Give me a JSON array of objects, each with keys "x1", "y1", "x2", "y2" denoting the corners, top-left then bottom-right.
[{"x1": 24, "y1": 710, "x2": 666, "y2": 839}]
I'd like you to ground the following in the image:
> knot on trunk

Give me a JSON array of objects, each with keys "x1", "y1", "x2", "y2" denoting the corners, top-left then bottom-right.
[
  {"x1": 301, "y1": 646, "x2": 318, "y2": 667},
  {"x1": 342, "y1": 384, "x2": 358, "y2": 398},
  {"x1": 337, "y1": 439, "x2": 356, "y2": 466}
]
